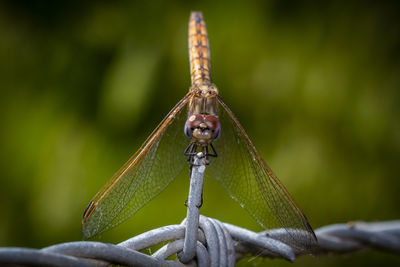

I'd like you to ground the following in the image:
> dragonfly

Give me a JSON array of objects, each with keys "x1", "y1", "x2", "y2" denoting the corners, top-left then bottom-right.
[{"x1": 82, "y1": 11, "x2": 317, "y2": 251}]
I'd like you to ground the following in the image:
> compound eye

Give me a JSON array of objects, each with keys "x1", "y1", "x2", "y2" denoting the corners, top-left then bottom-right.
[
  {"x1": 203, "y1": 115, "x2": 221, "y2": 140},
  {"x1": 184, "y1": 114, "x2": 203, "y2": 138},
  {"x1": 212, "y1": 127, "x2": 221, "y2": 140},
  {"x1": 184, "y1": 124, "x2": 193, "y2": 138}
]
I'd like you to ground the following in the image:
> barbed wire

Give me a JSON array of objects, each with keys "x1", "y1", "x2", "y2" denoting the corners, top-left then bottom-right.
[
  {"x1": 0, "y1": 219, "x2": 399, "y2": 266},
  {"x1": 1, "y1": 153, "x2": 399, "y2": 266}
]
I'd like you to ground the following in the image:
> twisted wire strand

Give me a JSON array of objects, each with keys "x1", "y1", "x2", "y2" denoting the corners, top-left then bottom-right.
[{"x1": 0, "y1": 219, "x2": 399, "y2": 266}]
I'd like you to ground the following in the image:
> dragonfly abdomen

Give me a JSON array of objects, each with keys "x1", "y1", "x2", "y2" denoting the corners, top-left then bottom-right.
[{"x1": 189, "y1": 12, "x2": 211, "y2": 86}]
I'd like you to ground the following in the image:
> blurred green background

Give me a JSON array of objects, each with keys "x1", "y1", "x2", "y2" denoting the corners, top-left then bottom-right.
[{"x1": 0, "y1": 0, "x2": 399, "y2": 266}]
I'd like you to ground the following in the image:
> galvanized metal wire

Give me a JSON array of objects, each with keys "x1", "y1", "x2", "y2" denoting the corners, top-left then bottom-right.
[
  {"x1": 1, "y1": 153, "x2": 399, "y2": 266},
  {"x1": 1, "y1": 219, "x2": 399, "y2": 266}
]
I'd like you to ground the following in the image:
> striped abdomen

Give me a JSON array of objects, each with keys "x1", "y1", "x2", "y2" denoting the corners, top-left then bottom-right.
[{"x1": 188, "y1": 12, "x2": 211, "y2": 86}]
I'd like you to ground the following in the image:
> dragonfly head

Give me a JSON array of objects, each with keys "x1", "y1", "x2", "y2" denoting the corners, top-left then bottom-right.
[{"x1": 185, "y1": 114, "x2": 220, "y2": 145}]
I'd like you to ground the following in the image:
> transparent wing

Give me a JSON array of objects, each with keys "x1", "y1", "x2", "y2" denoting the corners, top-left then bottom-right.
[
  {"x1": 207, "y1": 96, "x2": 317, "y2": 251},
  {"x1": 82, "y1": 93, "x2": 192, "y2": 239}
]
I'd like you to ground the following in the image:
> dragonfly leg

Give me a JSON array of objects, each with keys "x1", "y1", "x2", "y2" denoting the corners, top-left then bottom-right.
[
  {"x1": 201, "y1": 144, "x2": 217, "y2": 164},
  {"x1": 209, "y1": 143, "x2": 218, "y2": 157},
  {"x1": 184, "y1": 143, "x2": 198, "y2": 164},
  {"x1": 184, "y1": 142, "x2": 194, "y2": 158},
  {"x1": 202, "y1": 146, "x2": 211, "y2": 164},
  {"x1": 184, "y1": 143, "x2": 191, "y2": 155},
  {"x1": 189, "y1": 144, "x2": 197, "y2": 164}
]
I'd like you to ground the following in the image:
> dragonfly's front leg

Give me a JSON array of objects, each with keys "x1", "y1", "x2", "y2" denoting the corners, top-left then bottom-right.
[
  {"x1": 204, "y1": 144, "x2": 217, "y2": 161},
  {"x1": 209, "y1": 143, "x2": 217, "y2": 157},
  {"x1": 184, "y1": 142, "x2": 198, "y2": 165}
]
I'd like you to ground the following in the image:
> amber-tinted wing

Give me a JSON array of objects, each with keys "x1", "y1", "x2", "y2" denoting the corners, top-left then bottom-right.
[
  {"x1": 207, "y1": 96, "x2": 317, "y2": 251},
  {"x1": 82, "y1": 93, "x2": 192, "y2": 239}
]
